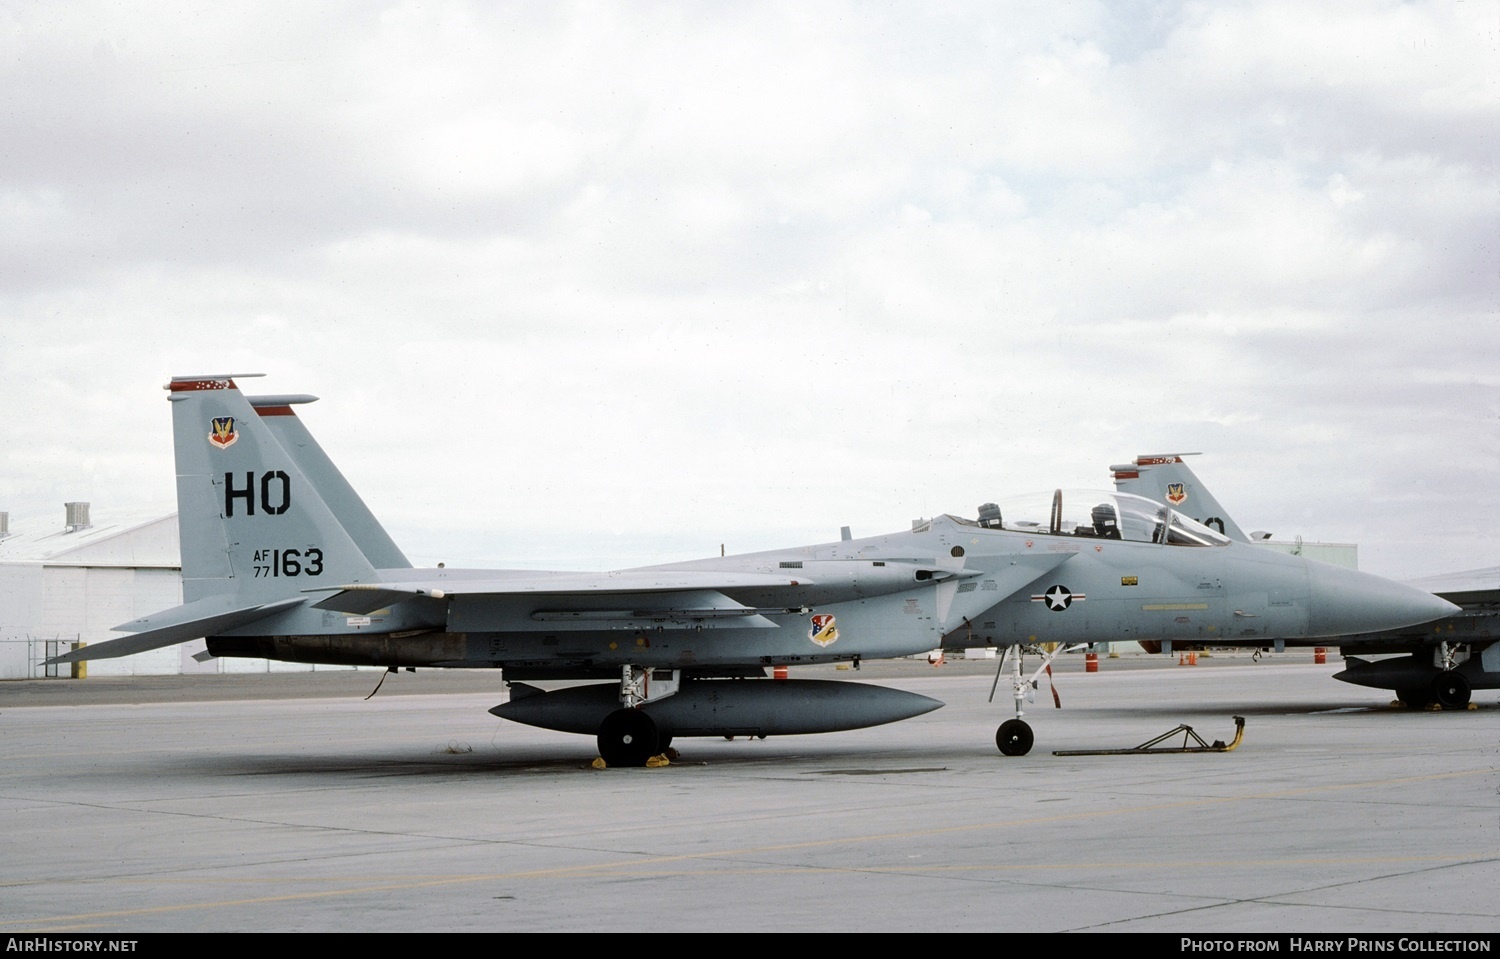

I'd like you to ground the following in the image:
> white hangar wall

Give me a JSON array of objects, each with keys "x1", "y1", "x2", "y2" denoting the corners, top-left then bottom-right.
[{"x1": 0, "y1": 508, "x2": 348, "y2": 678}]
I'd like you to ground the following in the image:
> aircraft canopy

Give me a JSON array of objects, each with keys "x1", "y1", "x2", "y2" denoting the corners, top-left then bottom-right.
[{"x1": 968, "y1": 489, "x2": 1230, "y2": 547}]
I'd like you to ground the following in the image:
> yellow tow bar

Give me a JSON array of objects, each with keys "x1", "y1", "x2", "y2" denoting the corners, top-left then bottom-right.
[{"x1": 1052, "y1": 716, "x2": 1245, "y2": 756}]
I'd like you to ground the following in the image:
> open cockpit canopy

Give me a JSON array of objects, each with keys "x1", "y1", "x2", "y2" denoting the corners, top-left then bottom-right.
[{"x1": 957, "y1": 489, "x2": 1230, "y2": 547}]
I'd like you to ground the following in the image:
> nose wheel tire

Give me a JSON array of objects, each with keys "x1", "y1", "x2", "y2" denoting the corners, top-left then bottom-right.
[
  {"x1": 597, "y1": 708, "x2": 660, "y2": 767},
  {"x1": 1431, "y1": 672, "x2": 1471, "y2": 709},
  {"x1": 996, "y1": 719, "x2": 1035, "y2": 756}
]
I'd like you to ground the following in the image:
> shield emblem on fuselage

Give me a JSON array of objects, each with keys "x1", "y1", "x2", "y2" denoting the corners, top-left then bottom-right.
[{"x1": 809, "y1": 614, "x2": 839, "y2": 647}]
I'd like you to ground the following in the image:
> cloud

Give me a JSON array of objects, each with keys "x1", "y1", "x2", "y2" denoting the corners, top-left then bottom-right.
[{"x1": 1, "y1": 0, "x2": 1494, "y2": 578}]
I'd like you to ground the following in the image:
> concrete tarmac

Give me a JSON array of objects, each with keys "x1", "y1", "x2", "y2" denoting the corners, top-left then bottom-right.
[{"x1": 1, "y1": 657, "x2": 1495, "y2": 933}]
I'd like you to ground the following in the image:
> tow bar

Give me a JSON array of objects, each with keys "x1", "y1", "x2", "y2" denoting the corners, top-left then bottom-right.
[{"x1": 1052, "y1": 716, "x2": 1245, "y2": 756}]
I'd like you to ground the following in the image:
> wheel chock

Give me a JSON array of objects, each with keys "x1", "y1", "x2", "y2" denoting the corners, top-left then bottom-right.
[
  {"x1": 1052, "y1": 716, "x2": 1245, "y2": 756},
  {"x1": 592, "y1": 752, "x2": 674, "y2": 769}
]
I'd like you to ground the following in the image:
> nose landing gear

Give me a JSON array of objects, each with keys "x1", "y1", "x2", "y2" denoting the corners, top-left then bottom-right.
[{"x1": 989, "y1": 642, "x2": 1085, "y2": 756}]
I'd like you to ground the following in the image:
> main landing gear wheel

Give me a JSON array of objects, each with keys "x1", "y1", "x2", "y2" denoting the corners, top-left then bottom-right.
[
  {"x1": 996, "y1": 719, "x2": 1035, "y2": 756},
  {"x1": 1431, "y1": 672, "x2": 1471, "y2": 709},
  {"x1": 597, "y1": 708, "x2": 660, "y2": 767}
]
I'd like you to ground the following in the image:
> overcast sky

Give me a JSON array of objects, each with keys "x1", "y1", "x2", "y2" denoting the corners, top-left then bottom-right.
[{"x1": 2, "y1": 1, "x2": 1495, "y2": 579}]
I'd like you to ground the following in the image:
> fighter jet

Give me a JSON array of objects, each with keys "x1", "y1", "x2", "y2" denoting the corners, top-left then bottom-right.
[
  {"x1": 48, "y1": 379, "x2": 1458, "y2": 764},
  {"x1": 1111, "y1": 453, "x2": 1497, "y2": 710}
]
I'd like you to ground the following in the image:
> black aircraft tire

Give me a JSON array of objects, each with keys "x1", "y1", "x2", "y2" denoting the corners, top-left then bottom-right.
[
  {"x1": 996, "y1": 719, "x2": 1034, "y2": 756},
  {"x1": 597, "y1": 709, "x2": 660, "y2": 767},
  {"x1": 1431, "y1": 672, "x2": 1471, "y2": 710},
  {"x1": 1395, "y1": 686, "x2": 1432, "y2": 708}
]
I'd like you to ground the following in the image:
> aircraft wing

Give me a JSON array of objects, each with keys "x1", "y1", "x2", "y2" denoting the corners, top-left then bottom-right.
[
  {"x1": 308, "y1": 570, "x2": 816, "y2": 615},
  {"x1": 1405, "y1": 566, "x2": 1500, "y2": 607},
  {"x1": 45, "y1": 596, "x2": 307, "y2": 665}
]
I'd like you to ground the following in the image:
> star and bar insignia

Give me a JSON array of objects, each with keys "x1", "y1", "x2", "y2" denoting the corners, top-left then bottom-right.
[{"x1": 1031, "y1": 584, "x2": 1086, "y2": 611}]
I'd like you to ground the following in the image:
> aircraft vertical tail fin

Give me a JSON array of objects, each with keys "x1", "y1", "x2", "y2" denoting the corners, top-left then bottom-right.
[
  {"x1": 44, "y1": 376, "x2": 401, "y2": 665},
  {"x1": 247, "y1": 393, "x2": 411, "y2": 569},
  {"x1": 170, "y1": 375, "x2": 381, "y2": 604},
  {"x1": 1110, "y1": 453, "x2": 1252, "y2": 543}
]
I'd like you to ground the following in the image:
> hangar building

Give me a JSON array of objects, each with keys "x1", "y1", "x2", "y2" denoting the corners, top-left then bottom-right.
[{"x1": 0, "y1": 504, "x2": 334, "y2": 678}]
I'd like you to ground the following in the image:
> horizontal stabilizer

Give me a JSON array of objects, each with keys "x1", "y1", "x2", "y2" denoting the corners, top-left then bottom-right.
[
  {"x1": 309, "y1": 569, "x2": 813, "y2": 614},
  {"x1": 45, "y1": 596, "x2": 305, "y2": 665}
]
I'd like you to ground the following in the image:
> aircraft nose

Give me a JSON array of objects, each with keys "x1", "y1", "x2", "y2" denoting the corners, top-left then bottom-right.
[{"x1": 1305, "y1": 562, "x2": 1460, "y2": 636}]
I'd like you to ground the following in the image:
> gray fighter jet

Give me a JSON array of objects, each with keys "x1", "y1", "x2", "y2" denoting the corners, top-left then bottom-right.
[
  {"x1": 1111, "y1": 453, "x2": 1497, "y2": 710},
  {"x1": 49, "y1": 379, "x2": 1458, "y2": 764}
]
